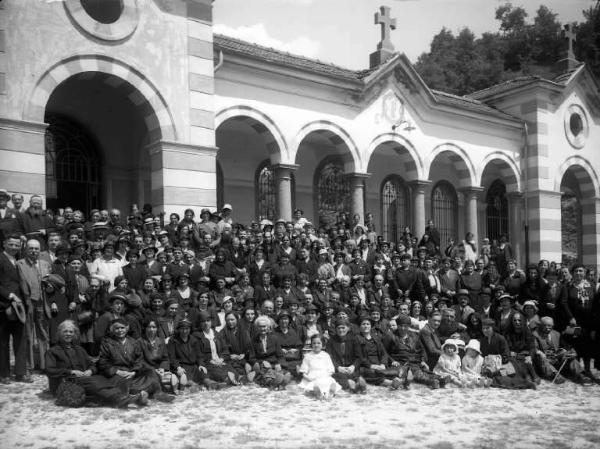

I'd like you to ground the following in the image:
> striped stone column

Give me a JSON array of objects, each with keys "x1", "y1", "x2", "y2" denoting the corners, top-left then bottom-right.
[
  {"x1": 460, "y1": 186, "x2": 483, "y2": 244},
  {"x1": 149, "y1": 140, "x2": 217, "y2": 216},
  {"x1": 508, "y1": 192, "x2": 524, "y2": 267},
  {"x1": 526, "y1": 189, "x2": 562, "y2": 264},
  {"x1": 187, "y1": 0, "x2": 215, "y2": 149},
  {"x1": 581, "y1": 197, "x2": 600, "y2": 270},
  {"x1": 0, "y1": 118, "x2": 47, "y2": 204}
]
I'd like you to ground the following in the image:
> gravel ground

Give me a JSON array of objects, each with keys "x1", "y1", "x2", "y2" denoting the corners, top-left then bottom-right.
[{"x1": 1, "y1": 373, "x2": 599, "y2": 449}]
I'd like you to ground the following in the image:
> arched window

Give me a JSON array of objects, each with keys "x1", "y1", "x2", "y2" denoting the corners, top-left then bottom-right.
[
  {"x1": 486, "y1": 179, "x2": 508, "y2": 241},
  {"x1": 256, "y1": 161, "x2": 277, "y2": 221},
  {"x1": 315, "y1": 157, "x2": 350, "y2": 229},
  {"x1": 45, "y1": 115, "x2": 101, "y2": 214},
  {"x1": 381, "y1": 175, "x2": 408, "y2": 243},
  {"x1": 431, "y1": 181, "x2": 457, "y2": 246}
]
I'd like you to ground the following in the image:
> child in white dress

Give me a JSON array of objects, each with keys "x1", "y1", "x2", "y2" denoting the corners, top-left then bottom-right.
[
  {"x1": 299, "y1": 335, "x2": 342, "y2": 400},
  {"x1": 461, "y1": 339, "x2": 492, "y2": 387},
  {"x1": 434, "y1": 339, "x2": 466, "y2": 387}
]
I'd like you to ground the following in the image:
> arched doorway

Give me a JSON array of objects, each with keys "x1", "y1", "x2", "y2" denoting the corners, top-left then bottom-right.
[
  {"x1": 45, "y1": 115, "x2": 102, "y2": 214},
  {"x1": 380, "y1": 176, "x2": 408, "y2": 243},
  {"x1": 561, "y1": 169, "x2": 583, "y2": 266},
  {"x1": 314, "y1": 156, "x2": 351, "y2": 228},
  {"x1": 485, "y1": 179, "x2": 508, "y2": 242},
  {"x1": 431, "y1": 181, "x2": 458, "y2": 246},
  {"x1": 44, "y1": 71, "x2": 160, "y2": 214},
  {"x1": 215, "y1": 114, "x2": 284, "y2": 221}
]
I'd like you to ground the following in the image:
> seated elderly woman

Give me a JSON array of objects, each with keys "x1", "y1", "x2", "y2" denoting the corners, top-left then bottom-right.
[
  {"x1": 248, "y1": 315, "x2": 292, "y2": 389},
  {"x1": 273, "y1": 310, "x2": 303, "y2": 375},
  {"x1": 504, "y1": 312, "x2": 541, "y2": 385},
  {"x1": 98, "y1": 318, "x2": 173, "y2": 404},
  {"x1": 193, "y1": 310, "x2": 239, "y2": 387},
  {"x1": 167, "y1": 318, "x2": 208, "y2": 390},
  {"x1": 46, "y1": 320, "x2": 144, "y2": 408}
]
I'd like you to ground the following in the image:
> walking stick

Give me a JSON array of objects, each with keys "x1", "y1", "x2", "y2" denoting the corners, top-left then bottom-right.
[{"x1": 551, "y1": 357, "x2": 569, "y2": 384}]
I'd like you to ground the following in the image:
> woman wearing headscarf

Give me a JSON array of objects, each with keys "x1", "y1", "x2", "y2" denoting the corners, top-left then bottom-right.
[
  {"x1": 167, "y1": 318, "x2": 208, "y2": 389},
  {"x1": 218, "y1": 311, "x2": 254, "y2": 381}
]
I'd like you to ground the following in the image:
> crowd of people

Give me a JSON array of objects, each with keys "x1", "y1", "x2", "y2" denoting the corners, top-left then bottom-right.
[{"x1": 0, "y1": 188, "x2": 599, "y2": 408}]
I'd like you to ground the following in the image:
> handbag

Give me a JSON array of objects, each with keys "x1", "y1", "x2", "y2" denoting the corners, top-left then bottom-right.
[{"x1": 55, "y1": 379, "x2": 86, "y2": 407}]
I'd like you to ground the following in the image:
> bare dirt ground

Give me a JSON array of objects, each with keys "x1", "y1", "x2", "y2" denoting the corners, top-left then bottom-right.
[{"x1": 1, "y1": 374, "x2": 600, "y2": 449}]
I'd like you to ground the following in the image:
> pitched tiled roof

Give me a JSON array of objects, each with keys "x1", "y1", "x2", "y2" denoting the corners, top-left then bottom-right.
[
  {"x1": 214, "y1": 34, "x2": 370, "y2": 81},
  {"x1": 431, "y1": 90, "x2": 518, "y2": 120},
  {"x1": 214, "y1": 34, "x2": 520, "y2": 122}
]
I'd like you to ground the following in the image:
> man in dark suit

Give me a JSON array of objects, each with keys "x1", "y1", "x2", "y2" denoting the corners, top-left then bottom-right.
[
  {"x1": 419, "y1": 311, "x2": 443, "y2": 370},
  {"x1": 0, "y1": 233, "x2": 30, "y2": 383},
  {"x1": 0, "y1": 190, "x2": 21, "y2": 245}
]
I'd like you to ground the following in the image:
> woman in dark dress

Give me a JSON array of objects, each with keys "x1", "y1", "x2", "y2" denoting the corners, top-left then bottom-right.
[
  {"x1": 248, "y1": 315, "x2": 291, "y2": 389},
  {"x1": 193, "y1": 310, "x2": 239, "y2": 386},
  {"x1": 167, "y1": 318, "x2": 208, "y2": 388},
  {"x1": 218, "y1": 311, "x2": 254, "y2": 381},
  {"x1": 273, "y1": 310, "x2": 303, "y2": 375},
  {"x1": 356, "y1": 315, "x2": 398, "y2": 387},
  {"x1": 140, "y1": 318, "x2": 176, "y2": 393}
]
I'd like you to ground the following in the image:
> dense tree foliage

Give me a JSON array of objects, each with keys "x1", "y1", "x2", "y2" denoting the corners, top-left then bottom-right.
[{"x1": 414, "y1": 2, "x2": 598, "y2": 96}]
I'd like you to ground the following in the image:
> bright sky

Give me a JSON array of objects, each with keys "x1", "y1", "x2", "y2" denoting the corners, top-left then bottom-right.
[{"x1": 214, "y1": 0, "x2": 595, "y2": 70}]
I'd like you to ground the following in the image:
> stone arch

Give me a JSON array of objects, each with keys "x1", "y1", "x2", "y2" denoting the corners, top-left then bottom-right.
[
  {"x1": 555, "y1": 156, "x2": 600, "y2": 198},
  {"x1": 366, "y1": 133, "x2": 424, "y2": 181},
  {"x1": 425, "y1": 143, "x2": 477, "y2": 188},
  {"x1": 292, "y1": 120, "x2": 360, "y2": 172},
  {"x1": 479, "y1": 152, "x2": 521, "y2": 193},
  {"x1": 215, "y1": 105, "x2": 288, "y2": 163},
  {"x1": 24, "y1": 54, "x2": 177, "y2": 142}
]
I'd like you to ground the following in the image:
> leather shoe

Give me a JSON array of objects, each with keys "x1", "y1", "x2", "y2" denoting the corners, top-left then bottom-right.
[
  {"x1": 15, "y1": 375, "x2": 33, "y2": 383},
  {"x1": 0, "y1": 377, "x2": 11, "y2": 385}
]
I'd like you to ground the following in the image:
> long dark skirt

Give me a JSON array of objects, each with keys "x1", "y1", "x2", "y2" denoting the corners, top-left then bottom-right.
[
  {"x1": 179, "y1": 363, "x2": 207, "y2": 384},
  {"x1": 360, "y1": 367, "x2": 400, "y2": 385},
  {"x1": 205, "y1": 362, "x2": 235, "y2": 382}
]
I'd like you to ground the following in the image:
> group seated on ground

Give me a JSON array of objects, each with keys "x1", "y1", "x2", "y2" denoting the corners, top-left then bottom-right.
[{"x1": 0, "y1": 193, "x2": 598, "y2": 407}]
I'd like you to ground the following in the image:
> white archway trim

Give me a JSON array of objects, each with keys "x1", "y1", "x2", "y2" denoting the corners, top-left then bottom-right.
[
  {"x1": 24, "y1": 54, "x2": 177, "y2": 141},
  {"x1": 215, "y1": 105, "x2": 288, "y2": 163},
  {"x1": 555, "y1": 155, "x2": 600, "y2": 197},
  {"x1": 365, "y1": 133, "x2": 424, "y2": 180},
  {"x1": 291, "y1": 120, "x2": 361, "y2": 172},
  {"x1": 426, "y1": 143, "x2": 477, "y2": 187},
  {"x1": 479, "y1": 151, "x2": 522, "y2": 193}
]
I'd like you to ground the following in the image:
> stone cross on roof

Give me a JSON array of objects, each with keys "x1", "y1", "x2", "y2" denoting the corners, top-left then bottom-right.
[
  {"x1": 562, "y1": 23, "x2": 577, "y2": 60},
  {"x1": 375, "y1": 6, "x2": 396, "y2": 51}
]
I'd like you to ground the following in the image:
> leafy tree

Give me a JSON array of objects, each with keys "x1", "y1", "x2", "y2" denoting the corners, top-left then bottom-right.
[{"x1": 576, "y1": 2, "x2": 600, "y2": 79}]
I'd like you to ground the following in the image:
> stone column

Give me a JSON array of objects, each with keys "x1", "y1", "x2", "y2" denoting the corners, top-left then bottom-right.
[
  {"x1": 508, "y1": 192, "x2": 524, "y2": 267},
  {"x1": 408, "y1": 180, "x2": 431, "y2": 239},
  {"x1": 526, "y1": 189, "x2": 562, "y2": 265},
  {"x1": 273, "y1": 163, "x2": 299, "y2": 221},
  {"x1": 460, "y1": 187, "x2": 484, "y2": 243},
  {"x1": 149, "y1": 140, "x2": 218, "y2": 216},
  {"x1": 581, "y1": 197, "x2": 600, "y2": 271},
  {"x1": 348, "y1": 173, "x2": 370, "y2": 225}
]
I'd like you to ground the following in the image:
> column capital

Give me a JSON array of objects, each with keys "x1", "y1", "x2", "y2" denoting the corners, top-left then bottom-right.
[
  {"x1": 507, "y1": 191, "x2": 524, "y2": 200},
  {"x1": 347, "y1": 172, "x2": 371, "y2": 179},
  {"x1": 146, "y1": 139, "x2": 219, "y2": 156},
  {"x1": 273, "y1": 163, "x2": 300, "y2": 172},
  {"x1": 458, "y1": 186, "x2": 485, "y2": 194},
  {"x1": 407, "y1": 179, "x2": 432, "y2": 193}
]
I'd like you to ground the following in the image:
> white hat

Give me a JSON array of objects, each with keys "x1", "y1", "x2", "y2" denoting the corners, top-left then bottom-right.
[
  {"x1": 441, "y1": 338, "x2": 464, "y2": 351},
  {"x1": 464, "y1": 339, "x2": 481, "y2": 354},
  {"x1": 222, "y1": 203, "x2": 232, "y2": 210}
]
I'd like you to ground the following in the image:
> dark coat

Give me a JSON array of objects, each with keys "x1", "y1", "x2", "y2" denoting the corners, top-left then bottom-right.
[
  {"x1": 325, "y1": 334, "x2": 361, "y2": 371},
  {"x1": 98, "y1": 336, "x2": 145, "y2": 377}
]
